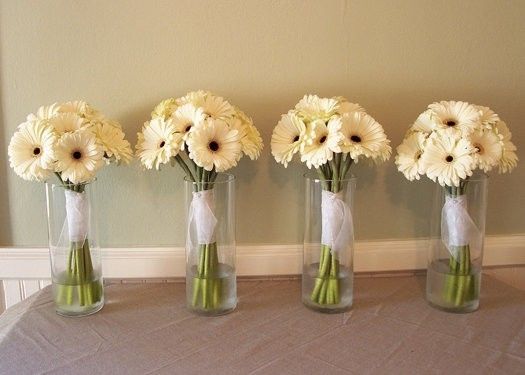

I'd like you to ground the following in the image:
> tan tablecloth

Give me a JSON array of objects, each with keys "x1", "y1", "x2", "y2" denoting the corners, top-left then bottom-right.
[{"x1": 0, "y1": 276, "x2": 523, "y2": 374}]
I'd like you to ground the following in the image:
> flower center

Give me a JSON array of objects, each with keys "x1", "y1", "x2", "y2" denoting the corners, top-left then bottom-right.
[
  {"x1": 209, "y1": 141, "x2": 219, "y2": 152},
  {"x1": 292, "y1": 135, "x2": 300, "y2": 143},
  {"x1": 319, "y1": 135, "x2": 327, "y2": 144},
  {"x1": 185, "y1": 124, "x2": 192, "y2": 132},
  {"x1": 445, "y1": 119, "x2": 457, "y2": 127},
  {"x1": 73, "y1": 151, "x2": 82, "y2": 160},
  {"x1": 350, "y1": 135, "x2": 361, "y2": 143},
  {"x1": 474, "y1": 143, "x2": 484, "y2": 154},
  {"x1": 159, "y1": 141, "x2": 166, "y2": 148},
  {"x1": 445, "y1": 155, "x2": 454, "y2": 163},
  {"x1": 415, "y1": 151, "x2": 422, "y2": 160},
  {"x1": 33, "y1": 147, "x2": 41, "y2": 156}
]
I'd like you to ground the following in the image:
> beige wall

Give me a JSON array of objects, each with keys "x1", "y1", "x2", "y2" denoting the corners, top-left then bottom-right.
[{"x1": 1, "y1": 0, "x2": 524, "y2": 247}]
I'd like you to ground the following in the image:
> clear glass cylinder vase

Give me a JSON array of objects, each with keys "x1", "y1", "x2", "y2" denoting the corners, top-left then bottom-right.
[
  {"x1": 426, "y1": 174, "x2": 488, "y2": 313},
  {"x1": 45, "y1": 181, "x2": 104, "y2": 317},
  {"x1": 302, "y1": 175, "x2": 356, "y2": 313},
  {"x1": 185, "y1": 173, "x2": 236, "y2": 316}
]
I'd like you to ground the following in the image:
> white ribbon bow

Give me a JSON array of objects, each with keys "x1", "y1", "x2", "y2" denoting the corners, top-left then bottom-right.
[
  {"x1": 321, "y1": 190, "x2": 353, "y2": 254},
  {"x1": 64, "y1": 190, "x2": 90, "y2": 242},
  {"x1": 187, "y1": 189, "x2": 218, "y2": 246},
  {"x1": 441, "y1": 195, "x2": 482, "y2": 259}
]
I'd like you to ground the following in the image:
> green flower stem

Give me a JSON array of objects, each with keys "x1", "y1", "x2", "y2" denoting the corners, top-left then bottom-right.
[
  {"x1": 192, "y1": 242, "x2": 222, "y2": 310},
  {"x1": 55, "y1": 239, "x2": 101, "y2": 310},
  {"x1": 310, "y1": 244, "x2": 341, "y2": 306},
  {"x1": 50, "y1": 178, "x2": 102, "y2": 311},
  {"x1": 308, "y1": 155, "x2": 354, "y2": 307},
  {"x1": 443, "y1": 245, "x2": 476, "y2": 308},
  {"x1": 189, "y1": 166, "x2": 225, "y2": 311},
  {"x1": 174, "y1": 155, "x2": 195, "y2": 182}
]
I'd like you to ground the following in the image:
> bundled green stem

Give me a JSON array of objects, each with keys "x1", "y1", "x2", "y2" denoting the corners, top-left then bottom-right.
[
  {"x1": 54, "y1": 173, "x2": 102, "y2": 310},
  {"x1": 192, "y1": 243, "x2": 222, "y2": 310},
  {"x1": 175, "y1": 156, "x2": 224, "y2": 311},
  {"x1": 55, "y1": 239, "x2": 102, "y2": 308},
  {"x1": 310, "y1": 154, "x2": 352, "y2": 306},
  {"x1": 442, "y1": 180, "x2": 478, "y2": 308}
]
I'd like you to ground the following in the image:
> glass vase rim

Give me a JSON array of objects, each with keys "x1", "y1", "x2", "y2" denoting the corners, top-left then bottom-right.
[
  {"x1": 303, "y1": 172, "x2": 357, "y2": 183},
  {"x1": 45, "y1": 178, "x2": 97, "y2": 188},
  {"x1": 442, "y1": 173, "x2": 489, "y2": 186},
  {"x1": 183, "y1": 172, "x2": 235, "y2": 185}
]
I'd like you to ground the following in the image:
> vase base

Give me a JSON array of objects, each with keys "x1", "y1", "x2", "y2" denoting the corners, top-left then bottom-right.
[
  {"x1": 55, "y1": 299, "x2": 104, "y2": 317},
  {"x1": 302, "y1": 300, "x2": 352, "y2": 314},
  {"x1": 426, "y1": 299, "x2": 479, "y2": 314},
  {"x1": 187, "y1": 304, "x2": 236, "y2": 317}
]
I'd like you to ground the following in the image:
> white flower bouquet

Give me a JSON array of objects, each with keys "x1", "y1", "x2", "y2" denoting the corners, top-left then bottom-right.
[
  {"x1": 271, "y1": 95, "x2": 391, "y2": 309},
  {"x1": 136, "y1": 90, "x2": 263, "y2": 313},
  {"x1": 8, "y1": 101, "x2": 132, "y2": 314},
  {"x1": 395, "y1": 101, "x2": 518, "y2": 310}
]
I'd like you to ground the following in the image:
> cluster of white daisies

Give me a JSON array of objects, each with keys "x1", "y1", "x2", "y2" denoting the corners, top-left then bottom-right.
[
  {"x1": 8, "y1": 96, "x2": 518, "y2": 189},
  {"x1": 136, "y1": 91, "x2": 263, "y2": 173},
  {"x1": 8, "y1": 101, "x2": 132, "y2": 184},
  {"x1": 270, "y1": 95, "x2": 391, "y2": 169},
  {"x1": 395, "y1": 101, "x2": 518, "y2": 187}
]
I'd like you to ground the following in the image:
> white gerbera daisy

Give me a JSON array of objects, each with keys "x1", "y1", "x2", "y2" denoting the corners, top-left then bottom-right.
[
  {"x1": 26, "y1": 103, "x2": 61, "y2": 123},
  {"x1": 395, "y1": 132, "x2": 426, "y2": 181},
  {"x1": 171, "y1": 103, "x2": 206, "y2": 144},
  {"x1": 151, "y1": 98, "x2": 178, "y2": 120},
  {"x1": 231, "y1": 117, "x2": 263, "y2": 160},
  {"x1": 334, "y1": 97, "x2": 365, "y2": 115},
  {"x1": 495, "y1": 121, "x2": 518, "y2": 173},
  {"x1": 495, "y1": 120, "x2": 512, "y2": 142},
  {"x1": 300, "y1": 118, "x2": 342, "y2": 168},
  {"x1": 411, "y1": 110, "x2": 436, "y2": 134},
  {"x1": 187, "y1": 119, "x2": 241, "y2": 172},
  {"x1": 55, "y1": 130, "x2": 104, "y2": 184},
  {"x1": 340, "y1": 112, "x2": 390, "y2": 161},
  {"x1": 271, "y1": 112, "x2": 310, "y2": 167},
  {"x1": 477, "y1": 106, "x2": 499, "y2": 128},
  {"x1": 8, "y1": 120, "x2": 56, "y2": 181},
  {"x1": 48, "y1": 112, "x2": 87, "y2": 134},
  {"x1": 176, "y1": 90, "x2": 209, "y2": 107},
  {"x1": 136, "y1": 118, "x2": 181, "y2": 170},
  {"x1": 58, "y1": 100, "x2": 99, "y2": 119},
  {"x1": 499, "y1": 146, "x2": 518, "y2": 173},
  {"x1": 420, "y1": 133, "x2": 474, "y2": 187},
  {"x1": 93, "y1": 121, "x2": 133, "y2": 163},
  {"x1": 469, "y1": 129, "x2": 502, "y2": 172},
  {"x1": 201, "y1": 94, "x2": 235, "y2": 119},
  {"x1": 295, "y1": 95, "x2": 339, "y2": 122},
  {"x1": 429, "y1": 101, "x2": 481, "y2": 135}
]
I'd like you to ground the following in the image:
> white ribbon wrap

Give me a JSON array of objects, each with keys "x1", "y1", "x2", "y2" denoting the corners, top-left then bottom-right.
[
  {"x1": 441, "y1": 195, "x2": 481, "y2": 259},
  {"x1": 321, "y1": 190, "x2": 353, "y2": 254},
  {"x1": 188, "y1": 189, "x2": 218, "y2": 245},
  {"x1": 64, "y1": 190, "x2": 89, "y2": 242}
]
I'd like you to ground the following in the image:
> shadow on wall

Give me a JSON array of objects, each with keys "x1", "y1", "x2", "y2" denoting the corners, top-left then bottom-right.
[{"x1": 0, "y1": 29, "x2": 13, "y2": 245}]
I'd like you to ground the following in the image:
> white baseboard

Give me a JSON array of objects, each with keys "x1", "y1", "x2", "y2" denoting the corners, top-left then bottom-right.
[{"x1": 1, "y1": 235, "x2": 524, "y2": 279}]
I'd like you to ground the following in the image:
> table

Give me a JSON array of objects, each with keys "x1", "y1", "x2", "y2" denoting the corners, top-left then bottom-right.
[{"x1": 0, "y1": 276, "x2": 524, "y2": 374}]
